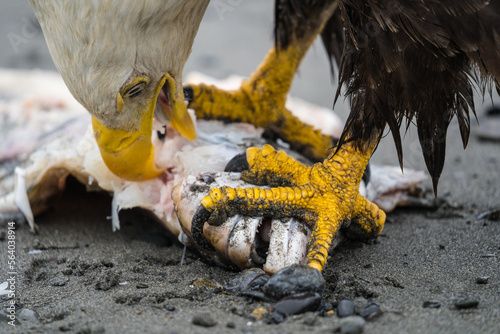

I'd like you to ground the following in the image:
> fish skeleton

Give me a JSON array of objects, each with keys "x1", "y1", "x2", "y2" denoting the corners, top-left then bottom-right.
[{"x1": 0, "y1": 69, "x2": 427, "y2": 273}]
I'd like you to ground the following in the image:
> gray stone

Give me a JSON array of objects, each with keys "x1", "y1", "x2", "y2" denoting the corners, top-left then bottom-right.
[
  {"x1": 95, "y1": 270, "x2": 120, "y2": 291},
  {"x1": 18, "y1": 308, "x2": 39, "y2": 323},
  {"x1": 353, "y1": 297, "x2": 367, "y2": 313},
  {"x1": 359, "y1": 302, "x2": 381, "y2": 320},
  {"x1": 337, "y1": 299, "x2": 355, "y2": 318},
  {"x1": 263, "y1": 264, "x2": 325, "y2": 300},
  {"x1": 192, "y1": 313, "x2": 217, "y2": 327},
  {"x1": 303, "y1": 316, "x2": 316, "y2": 326},
  {"x1": 422, "y1": 300, "x2": 441, "y2": 308},
  {"x1": 273, "y1": 292, "x2": 322, "y2": 315},
  {"x1": 476, "y1": 276, "x2": 489, "y2": 284},
  {"x1": 454, "y1": 298, "x2": 479, "y2": 309},
  {"x1": 339, "y1": 316, "x2": 366, "y2": 334},
  {"x1": 224, "y1": 268, "x2": 269, "y2": 294}
]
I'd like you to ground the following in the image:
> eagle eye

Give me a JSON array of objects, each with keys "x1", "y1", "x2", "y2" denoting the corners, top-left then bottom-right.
[{"x1": 123, "y1": 80, "x2": 147, "y2": 99}]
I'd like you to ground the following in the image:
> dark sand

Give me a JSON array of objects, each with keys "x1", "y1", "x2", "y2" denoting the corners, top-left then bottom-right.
[{"x1": 1, "y1": 2, "x2": 499, "y2": 333}]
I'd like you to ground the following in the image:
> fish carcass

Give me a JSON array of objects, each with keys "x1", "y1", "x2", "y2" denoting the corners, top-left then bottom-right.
[{"x1": 0, "y1": 69, "x2": 427, "y2": 273}]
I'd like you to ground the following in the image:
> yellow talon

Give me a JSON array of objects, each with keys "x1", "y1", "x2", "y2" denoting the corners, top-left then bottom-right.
[
  {"x1": 189, "y1": 1, "x2": 382, "y2": 272},
  {"x1": 225, "y1": 188, "x2": 237, "y2": 201},
  {"x1": 200, "y1": 195, "x2": 215, "y2": 210},
  {"x1": 246, "y1": 147, "x2": 260, "y2": 167},
  {"x1": 197, "y1": 142, "x2": 384, "y2": 272}
]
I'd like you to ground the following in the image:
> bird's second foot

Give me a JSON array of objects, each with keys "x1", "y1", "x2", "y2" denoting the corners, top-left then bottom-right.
[{"x1": 184, "y1": 45, "x2": 335, "y2": 162}]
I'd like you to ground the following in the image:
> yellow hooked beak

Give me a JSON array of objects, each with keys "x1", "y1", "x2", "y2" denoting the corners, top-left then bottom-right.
[{"x1": 92, "y1": 74, "x2": 196, "y2": 181}]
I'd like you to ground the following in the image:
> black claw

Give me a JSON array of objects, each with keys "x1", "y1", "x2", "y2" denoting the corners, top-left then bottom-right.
[
  {"x1": 183, "y1": 86, "x2": 194, "y2": 104},
  {"x1": 224, "y1": 152, "x2": 249, "y2": 173},
  {"x1": 486, "y1": 106, "x2": 500, "y2": 117},
  {"x1": 191, "y1": 206, "x2": 215, "y2": 252},
  {"x1": 362, "y1": 162, "x2": 371, "y2": 185}
]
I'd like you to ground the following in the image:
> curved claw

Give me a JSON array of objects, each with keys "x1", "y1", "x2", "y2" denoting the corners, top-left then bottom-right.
[
  {"x1": 362, "y1": 163, "x2": 371, "y2": 185},
  {"x1": 175, "y1": 173, "x2": 315, "y2": 273},
  {"x1": 183, "y1": 85, "x2": 194, "y2": 104},
  {"x1": 224, "y1": 152, "x2": 249, "y2": 173},
  {"x1": 195, "y1": 144, "x2": 384, "y2": 272},
  {"x1": 191, "y1": 205, "x2": 215, "y2": 252}
]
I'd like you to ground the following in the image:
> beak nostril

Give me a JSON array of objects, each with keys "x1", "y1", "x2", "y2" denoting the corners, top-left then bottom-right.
[{"x1": 191, "y1": 206, "x2": 215, "y2": 252}]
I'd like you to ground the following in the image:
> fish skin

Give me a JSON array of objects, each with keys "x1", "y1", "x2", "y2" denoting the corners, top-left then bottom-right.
[{"x1": 0, "y1": 69, "x2": 427, "y2": 272}]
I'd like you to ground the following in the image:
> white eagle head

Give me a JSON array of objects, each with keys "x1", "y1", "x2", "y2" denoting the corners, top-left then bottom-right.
[{"x1": 30, "y1": 0, "x2": 209, "y2": 180}]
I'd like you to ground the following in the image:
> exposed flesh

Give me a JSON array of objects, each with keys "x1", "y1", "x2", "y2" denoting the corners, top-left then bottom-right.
[{"x1": 0, "y1": 69, "x2": 427, "y2": 273}]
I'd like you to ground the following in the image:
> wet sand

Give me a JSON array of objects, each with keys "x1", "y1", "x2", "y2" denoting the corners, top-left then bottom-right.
[{"x1": 1, "y1": 2, "x2": 499, "y2": 333}]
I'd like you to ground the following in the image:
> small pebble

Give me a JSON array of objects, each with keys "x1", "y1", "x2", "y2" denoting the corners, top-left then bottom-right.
[
  {"x1": 454, "y1": 298, "x2": 479, "y2": 309},
  {"x1": 272, "y1": 292, "x2": 322, "y2": 316},
  {"x1": 422, "y1": 300, "x2": 441, "y2": 308},
  {"x1": 166, "y1": 306, "x2": 175, "y2": 312},
  {"x1": 318, "y1": 301, "x2": 333, "y2": 317},
  {"x1": 226, "y1": 321, "x2": 236, "y2": 328},
  {"x1": 231, "y1": 307, "x2": 244, "y2": 316},
  {"x1": 353, "y1": 297, "x2": 367, "y2": 312},
  {"x1": 95, "y1": 271, "x2": 120, "y2": 291},
  {"x1": 136, "y1": 283, "x2": 149, "y2": 289},
  {"x1": 477, "y1": 209, "x2": 500, "y2": 221},
  {"x1": 18, "y1": 309, "x2": 39, "y2": 323},
  {"x1": 199, "y1": 173, "x2": 215, "y2": 184},
  {"x1": 270, "y1": 311, "x2": 285, "y2": 324},
  {"x1": 339, "y1": 315, "x2": 366, "y2": 334},
  {"x1": 192, "y1": 313, "x2": 217, "y2": 327},
  {"x1": 476, "y1": 276, "x2": 489, "y2": 284},
  {"x1": 337, "y1": 299, "x2": 355, "y2": 318},
  {"x1": 50, "y1": 278, "x2": 67, "y2": 287},
  {"x1": 359, "y1": 302, "x2": 381, "y2": 320},
  {"x1": 264, "y1": 264, "x2": 325, "y2": 300},
  {"x1": 224, "y1": 268, "x2": 269, "y2": 295},
  {"x1": 303, "y1": 317, "x2": 316, "y2": 326},
  {"x1": 59, "y1": 325, "x2": 72, "y2": 332}
]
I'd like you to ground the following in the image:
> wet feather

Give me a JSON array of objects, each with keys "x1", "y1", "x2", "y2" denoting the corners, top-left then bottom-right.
[{"x1": 275, "y1": 0, "x2": 500, "y2": 194}]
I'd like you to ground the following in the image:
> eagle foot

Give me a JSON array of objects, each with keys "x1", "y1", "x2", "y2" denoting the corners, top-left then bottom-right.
[
  {"x1": 185, "y1": 45, "x2": 334, "y2": 162},
  {"x1": 192, "y1": 143, "x2": 385, "y2": 272}
]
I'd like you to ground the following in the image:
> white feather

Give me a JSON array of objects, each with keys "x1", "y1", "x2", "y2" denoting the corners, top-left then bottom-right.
[{"x1": 28, "y1": 0, "x2": 209, "y2": 129}]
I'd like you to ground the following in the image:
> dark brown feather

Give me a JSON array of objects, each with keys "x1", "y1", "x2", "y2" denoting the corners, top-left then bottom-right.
[
  {"x1": 274, "y1": 0, "x2": 337, "y2": 49},
  {"x1": 320, "y1": 9, "x2": 345, "y2": 76},
  {"x1": 275, "y1": 0, "x2": 500, "y2": 194}
]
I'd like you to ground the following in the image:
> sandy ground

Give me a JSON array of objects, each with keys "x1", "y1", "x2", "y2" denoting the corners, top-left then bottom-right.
[{"x1": 1, "y1": 1, "x2": 500, "y2": 333}]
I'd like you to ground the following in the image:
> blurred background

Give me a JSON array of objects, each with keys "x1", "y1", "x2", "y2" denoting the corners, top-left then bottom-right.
[{"x1": 0, "y1": 1, "x2": 340, "y2": 110}]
